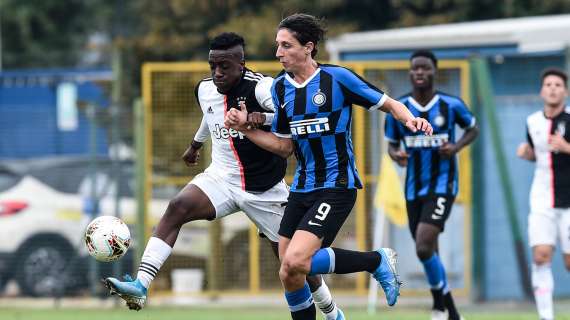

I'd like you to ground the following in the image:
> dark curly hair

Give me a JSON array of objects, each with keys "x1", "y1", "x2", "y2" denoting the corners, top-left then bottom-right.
[
  {"x1": 278, "y1": 13, "x2": 325, "y2": 58},
  {"x1": 209, "y1": 32, "x2": 245, "y2": 51},
  {"x1": 410, "y1": 50, "x2": 438, "y2": 68}
]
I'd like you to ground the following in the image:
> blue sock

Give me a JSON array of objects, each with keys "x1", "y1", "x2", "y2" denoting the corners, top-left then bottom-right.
[
  {"x1": 285, "y1": 282, "x2": 315, "y2": 319},
  {"x1": 309, "y1": 248, "x2": 335, "y2": 276},
  {"x1": 421, "y1": 253, "x2": 446, "y2": 290}
]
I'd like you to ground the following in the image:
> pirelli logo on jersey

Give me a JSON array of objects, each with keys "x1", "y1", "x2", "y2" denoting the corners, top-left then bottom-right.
[
  {"x1": 290, "y1": 118, "x2": 330, "y2": 136},
  {"x1": 405, "y1": 133, "x2": 449, "y2": 148}
]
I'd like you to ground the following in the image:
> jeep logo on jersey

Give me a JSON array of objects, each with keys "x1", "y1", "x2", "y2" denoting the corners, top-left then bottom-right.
[
  {"x1": 213, "y1": 124, "x2": 245, "y2": 140},
  {"x1": 405, "y1": 133, "x2": 449, "y2": 148},
  {"x1": 290, "y1": 118, "x2": 330, "y2": 136}
]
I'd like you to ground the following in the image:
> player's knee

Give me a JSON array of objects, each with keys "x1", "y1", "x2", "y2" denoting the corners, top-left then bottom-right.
[
  {"x1": 164, "y1": 197, "x2": 197, "y2": 225},
  {"x1": 415, "y1": 242, "x2": 434, "y2": 261},
  {"x1": 281, "y1": 252, "x2": 310, "y2": 277}
]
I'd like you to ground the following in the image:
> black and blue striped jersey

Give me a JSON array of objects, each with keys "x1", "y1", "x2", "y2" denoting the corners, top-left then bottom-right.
[
  {"x1": 271, "y1": 64, "x2": 387, "y2": 193},
  {"x1": 385, "y1": 92, "x2": 476, "y2": 200}
]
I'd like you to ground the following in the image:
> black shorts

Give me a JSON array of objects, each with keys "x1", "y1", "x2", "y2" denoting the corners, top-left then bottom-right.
[
  {"x1": 407, "y1": 195, "x2": 455, "y2": 238},
  {"x1": 278, "y1": 188, "x2": 357, "y2": 248}
]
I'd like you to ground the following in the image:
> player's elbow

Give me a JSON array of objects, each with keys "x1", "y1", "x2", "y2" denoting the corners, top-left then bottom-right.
[{"x1": 277, "y1": 140, "x2": 294, "y2": 158}]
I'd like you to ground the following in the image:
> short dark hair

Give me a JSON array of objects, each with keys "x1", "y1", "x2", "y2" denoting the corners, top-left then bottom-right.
[
  {"x1": 278, "y1": 13, "x2": 325, "y2": 58},
  {"x1": 209, "y1": 32, "x2": 245, "y2": 51},
  {"x1": 410, "y1": 50, "x2": 438, "y2": 68},
  {"x1": 541, "y1": 68, "x2": 568, "y2": 87}
]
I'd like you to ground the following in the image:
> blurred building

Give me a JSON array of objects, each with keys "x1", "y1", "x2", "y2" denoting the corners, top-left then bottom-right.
[{"x1": 327, "y1": 14, "x2": 570, "y2": 301}]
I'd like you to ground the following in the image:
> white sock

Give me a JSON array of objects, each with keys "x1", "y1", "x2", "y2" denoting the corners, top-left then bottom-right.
[
  {"x1": 136, "y1": 237, "x2": 172, "y2": 288},
  {"x1": 311, "y1": 280, "x2": 339, "y2": 320},
  {"x1": 532, "y1": 263, "x2": 554, "y2": 320}
]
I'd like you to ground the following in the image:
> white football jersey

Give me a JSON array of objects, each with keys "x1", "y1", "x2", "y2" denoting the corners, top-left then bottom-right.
[
  {"x1": 193, "y1": 69, "x2": 286, "y2": 192},
  {"x1": 526, "y1": 107, "x2": 570, "y2": 211}
]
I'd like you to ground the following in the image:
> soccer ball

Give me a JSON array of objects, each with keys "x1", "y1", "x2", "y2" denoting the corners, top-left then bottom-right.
[{"x1": 84, "y1": 216, "x2": 131, "y2": 262}]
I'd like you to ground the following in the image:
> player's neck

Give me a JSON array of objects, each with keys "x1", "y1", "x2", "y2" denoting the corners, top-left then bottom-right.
[
  {"x1": 292, "y1": 60, "x2": 318, "y2": 84},
  {"x1": 543, "y1": 103, "x2": 565, "y2": 119},
  {"x1": 412, "y1": 88, "x2": 436, "y2": 106}
]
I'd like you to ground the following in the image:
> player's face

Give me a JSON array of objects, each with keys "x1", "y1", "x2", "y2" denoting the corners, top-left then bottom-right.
[
  {"x1": 208, "y1": 49, "x2": 244, "y2": 93},
  {"x1": 410, "y1": 57, "x2": 436, "y2": 89},
  {"x1": 275, "y1": 28, "x2": 312, "y2": 74},
  {"x1": 540, "y1": 75, "x2": 568, "y2": 107}
]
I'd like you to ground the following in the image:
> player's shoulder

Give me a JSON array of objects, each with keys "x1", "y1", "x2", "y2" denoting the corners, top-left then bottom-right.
[
  {"x1": 195, "y1": 77, "x2": 215, "y2": 96},
  {"x1": 243, "y1": 69, "x2": 268, "y2": 83},
  {"x1": 437, "y1": 91, "x2": 467, "y2": 107},
  {"x1": 319, "y1": 63, "x2": 355, "y2": 77},
  {"x1": 396, "y1": 92, "x2": 413, "y2": 104},
  {"x1": 527, "y1": 110, "x2": 544, "y2": 125}
]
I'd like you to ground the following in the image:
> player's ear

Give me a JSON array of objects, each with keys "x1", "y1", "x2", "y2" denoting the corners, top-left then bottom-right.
[{"x1": 305, "y1": 42, "x2": 314, "y2": 56}]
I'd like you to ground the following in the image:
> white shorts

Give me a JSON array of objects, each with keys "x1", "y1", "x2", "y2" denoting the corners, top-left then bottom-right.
[
  {"x1": 528, "y1": 207, "x2": 570, "y2": 254},
  {"x1": 189, "y1": 171, "x2": 288, "y2": 242}
]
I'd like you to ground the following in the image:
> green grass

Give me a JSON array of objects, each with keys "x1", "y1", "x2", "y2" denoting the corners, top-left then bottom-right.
[{"x1": 1, "y1": 307, "x2": 570, "y2": 320}]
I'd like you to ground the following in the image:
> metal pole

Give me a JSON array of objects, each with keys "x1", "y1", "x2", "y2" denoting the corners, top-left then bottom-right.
[
  {"x1": 134, "y1": 98, "x2": 147, "y2": 267},
  {"x1": 87, "y1": 103, "x2": 100, "y2": 296},
  {"x1": 471, "y1": 57, "x2": 532, "y2": 300}
]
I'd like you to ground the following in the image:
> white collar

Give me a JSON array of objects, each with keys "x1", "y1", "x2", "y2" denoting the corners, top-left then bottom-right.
[
  {"x1": 408, "y1": 94, "x2": 440, "y2": 112},
  {"x1": 285, "y1": 68, "x2": 321, "y2": 88}
]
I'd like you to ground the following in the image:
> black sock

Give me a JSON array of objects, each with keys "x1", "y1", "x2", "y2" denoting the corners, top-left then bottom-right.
[
  {"x1": 331, "y1": 247, "x2": 381, "y2": 274},
  {"x1": 291, "y1": 303, "x2": 316, "y2": 320},
  {"x1": 430, "y1": 288, "x2": 445, "y2": 311},
  {"x1": 444, "y1": 291, "x2": 461, "y2": 320}
]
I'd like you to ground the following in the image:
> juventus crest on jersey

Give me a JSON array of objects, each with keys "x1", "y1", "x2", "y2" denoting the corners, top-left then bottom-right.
[
  {"x1": 194, "y1": 69, "x2": 286, "y2": 192},
  {"x1": 526, "y1": 107, "x2": 570, "y2": 210}
]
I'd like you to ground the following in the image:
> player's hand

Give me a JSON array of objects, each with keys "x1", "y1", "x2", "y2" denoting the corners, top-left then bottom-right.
[
  {"x1": 224, "y1": 101, "x2": 249, "y2": 131},
  {"x1": 516, "y1": 142, "x2": 536, "y2": 161},
  {"x1": 439, "y1": 142, "x2": 457, "y2": 158},
  {"x1": 549, "y1": 133, "x2": 570, "y2": 153},
  {"x1": 181, "y1": 146, "x2": 200, "y2": 166},
  {"x1": 390, "y1": 150, "x2": 409, "y2": 167},
  {"x1": 247, "y1": 112, "x2": 266, "y2": 129},
  {"x1": 405, "y1": 117, "x2": 433, "y2": 135}
]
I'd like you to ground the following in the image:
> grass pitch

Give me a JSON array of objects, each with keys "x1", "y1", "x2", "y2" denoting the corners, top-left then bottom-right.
[{"x1": 1, "y1": 307, "x2": 570, "y2": 320}]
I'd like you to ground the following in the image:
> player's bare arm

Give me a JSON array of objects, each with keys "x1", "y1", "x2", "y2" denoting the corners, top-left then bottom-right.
[
  {"x1": 381, "y1": 97, "x2": 433, "y2": 135},
  {"x1": 225, "y1": 102, "x2": 293, "y2": 158},
  {"x1": 439, "y1": 125, "x2": 479, "y2": 158},
  {"x1": 247, "y1": 112, "x2": 267, "y2": 129},
  {"x1": 517, "y1": 142, "x2": 536, "y2": 161},
  {"x1": 387, "y1": 143, "x2": 409, "y2": 167},
  {"x1": 549, "y1": 133, "x2": 570, "y2": 154}
]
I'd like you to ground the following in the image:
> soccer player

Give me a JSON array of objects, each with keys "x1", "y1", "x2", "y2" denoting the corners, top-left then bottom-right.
[
  {"x1": 225, "y1": 14, "x2": 433, "y2": 320},
  {"x1": 103, "y1": 32, "x2": 345, "y2": 320},
  {"x1": 517, "y1": 68, "x2": 570, "y2": 320},
  {"x1": 384, "y1": 50, "x2": 479, "y2": 320}
]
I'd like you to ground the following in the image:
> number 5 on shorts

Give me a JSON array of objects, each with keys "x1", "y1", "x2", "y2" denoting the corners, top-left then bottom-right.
[{"x1": 315, "y1": 203, "x2": 331, "y2": 221}]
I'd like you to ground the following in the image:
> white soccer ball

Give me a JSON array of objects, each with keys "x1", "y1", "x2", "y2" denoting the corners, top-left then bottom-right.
[{"x1": 84, "y1": 216, "x2": 131, "y2": 262}]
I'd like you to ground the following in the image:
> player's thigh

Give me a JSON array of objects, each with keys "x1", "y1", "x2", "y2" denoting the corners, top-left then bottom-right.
[
  {"x1": 239, "y1": 180, "x2": 289, "y2": 243},
  {"x1": 170, "y1": 183, "x2": 216, "y2": 220},
  {"x1": 528, "y1": 209, "x2": 557, "y2": 263},
  {"x1": 406, "y1": 199, "x2": 422, "y2": 239},
  {"x1": 283, "y1": 230, "x2": 323, "y2": 271},
  {"x1": 418, "y1": 195, "x2": 455, "y2": 232},
  {"x1": 279, "y1": 192, "x2": 311, "y2": 242},
  {"x1": 297, "y1": 188, "x2": 357, "y2": 248},
  {"x1": 189, "y1": 172, "x2": 238, "y2": 220}
]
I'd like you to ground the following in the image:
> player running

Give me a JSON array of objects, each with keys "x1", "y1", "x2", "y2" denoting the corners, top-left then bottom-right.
[
  {"x1": 517, "y1": 68, "x2": 570, "y2": 320},
  {"x1": 225, "y1": 14, "x2": 432, "y2": 320},
  {"x1": 384, "y1": 50, "x2": 478, "y2": 320},
  {"x1": 103, "y1": 32, "x2": 345, "y2": 320}
]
